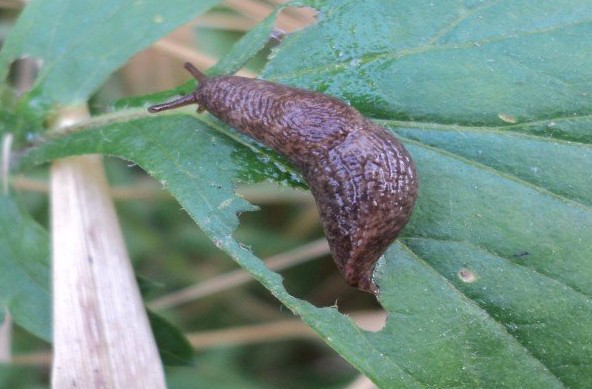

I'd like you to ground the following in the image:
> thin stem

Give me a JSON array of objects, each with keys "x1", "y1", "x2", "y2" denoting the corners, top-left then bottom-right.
[
  {"x1": 2, "y1": 133, "x2": 13, "y2": 195},
  {"x1": 187, "y1": 320, "x2": 316, "y2": 349},
  {"x1": 149, "y1": 238, "x2": 330, "y2": 310}
]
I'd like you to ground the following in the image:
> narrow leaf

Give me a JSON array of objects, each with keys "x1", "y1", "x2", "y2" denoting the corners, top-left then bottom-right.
[{"x1": 0, "y1": 195, "x2": 50, "y2": 341}]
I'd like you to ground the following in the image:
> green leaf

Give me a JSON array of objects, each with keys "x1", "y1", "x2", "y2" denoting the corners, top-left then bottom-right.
[
  {"x1": 0, "y1": 0, "x2": 221, "y2": 124},
  {"x1": 10, "y1": 0, "x2": 592, "y2": 387},
  {"x1": 209, "y1": 7, "x2": 283, "y2": 77},
  {"x1": 370, "y1": 244, "x2": 565, "y2": 387},
  {"x1": 136, "y1": 275, "x2": 165, "y2": 299},
  {"x1": 148, "y1": 310, "x2": 194, "y2": 367},
  {"x1": 0, "y1": 365, "x2": 48, "y2": 388},
  {"x1": 0, "y1": 195, "x2": 50, "y2": 341},
  {"x1": 264, "y1": 0, "x2": 592, "y2": 127}
]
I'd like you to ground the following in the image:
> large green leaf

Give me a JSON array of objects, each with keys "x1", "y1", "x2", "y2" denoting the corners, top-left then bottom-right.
[
  {"x1": 8, "y1": 0, "x2": 592, "y2": 387},
  {"x1": 265, "y1": 0, "x2": 592, "y2": 127},
  {"x1": 0, "y1": 0, "x2": 221, "y2": 125}
]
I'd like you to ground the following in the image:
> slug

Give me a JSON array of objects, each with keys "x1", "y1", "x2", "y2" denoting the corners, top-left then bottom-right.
[{"x1": 148, "y1": 63, "x2": 418, "y2": 294}]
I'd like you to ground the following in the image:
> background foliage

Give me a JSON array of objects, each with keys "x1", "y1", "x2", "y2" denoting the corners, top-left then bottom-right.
[{"x1": 0, "y1": 0, "x2": 591, "y2": 387}]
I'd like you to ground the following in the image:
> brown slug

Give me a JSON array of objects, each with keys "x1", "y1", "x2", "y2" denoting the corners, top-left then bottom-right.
[{"x1": 148, "y1": 63, "x2": 418, "y2": 294}]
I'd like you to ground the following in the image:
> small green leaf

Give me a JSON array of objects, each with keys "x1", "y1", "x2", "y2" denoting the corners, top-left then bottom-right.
[
  {"x1": 136, "y1": 275, "x2": 165, "y2": 299},
  {"x1": 210, "y1": 8, "x2": 283, "y2": 76},
  {"x1": 148, "y1": 310, "x2": 194, "y2": 367},
  {"x1": 0, "y1": 195, "x2": 50, "y2": 341}
]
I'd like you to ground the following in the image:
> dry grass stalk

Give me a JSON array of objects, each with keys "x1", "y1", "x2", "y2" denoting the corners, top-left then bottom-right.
[
  {"x1": 187, "y1": 310, "x2": 386, "y2": 349},
  {"x1": 187, "y1": 319, "x2": 316, "y2": 349},
  {"x1": 50, "y1": 106, "x2": 165, "y2": 388},
  {"x1": 0, "y1": 312, "x2": 11, "y2": 362},
  {"x1": 149, "y1": 238, "x2": 330, "y2": 310},
  {"x1": 1, "y1": 133, "x2": 14, "y2": 362}
]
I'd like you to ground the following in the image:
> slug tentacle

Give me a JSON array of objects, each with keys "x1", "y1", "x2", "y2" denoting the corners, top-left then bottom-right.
[
  {"x1": 147, "y1": 94, "x2": 199, "y2": 113},
  {"x1": 184, "y1": 62, "x2": 208, "y2": 83},
  {"x1": 148, "y1": 62, "x2": 419, "y2": 294},
  {"x1": 147, "y1": 63, "x2": 208, "y2": 113}
]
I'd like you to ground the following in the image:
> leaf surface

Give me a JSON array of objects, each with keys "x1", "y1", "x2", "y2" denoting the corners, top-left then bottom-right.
[{"x1": 9, "y1": 0, "x2": 592, "y2": 387}]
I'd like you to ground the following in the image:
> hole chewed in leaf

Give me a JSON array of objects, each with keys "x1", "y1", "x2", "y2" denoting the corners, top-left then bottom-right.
[
  {"x1": 458, "y1": 267, "x2": 477, "y2": 283},
  {"x1": 7, "y1": 57, "x2": 42, "y2": 95},
  {"x1": 498, "y1": 112, "x2": 518, "y2": 124},
  {"x1": 351, "y1": 309, "x2": 387, "y2": 333},
  {"x1": 275, "y1": 6, "x2": 318, "y2": 35}
]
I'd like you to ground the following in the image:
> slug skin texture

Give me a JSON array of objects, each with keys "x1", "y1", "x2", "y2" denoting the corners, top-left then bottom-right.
[{"x1": 149, "y1": 63, "x2": 418, "y2": 293}]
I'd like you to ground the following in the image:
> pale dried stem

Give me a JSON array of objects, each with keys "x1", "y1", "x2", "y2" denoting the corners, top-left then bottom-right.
[
  {"x1": 344, "y1": 375, "x2": 378, "y2": 389},
  {"x1": 11, "y1": 351, "x2": 51, "y2": 367},
  {"x1": 191, "y1": 2, "x2": 316, "y2": 34},
  {"x1": 0, "y1": 0, "x2": 25, "y2": 8},
  {"x1": 12, "y1": 176, "x2": 49, "y2": 193},
  {"x1": 149, "y1": 238, "x2": 330, "y2": 310},
  {"x1": 13, "y1": 176, "x2": 168, "y2": 201},
  {"x1": 153, "y1": 39, "x2": 256, "y2": 77},
  {"x1": 153, "y1": 40, "x2": 217, "y2": 69},
  {"x1": 187, "y1": 320, "x2": 316, "y2": 349},
  {"x1": 50, "y1": 106, "x2": 165, "y2": 388},
  {"x1": 13, "y1": 176, "x2": 314, "y2": 204},
  {"x1": 266, "y1": 0, "x2": 318, "y2": 25},
  {"x1": 0, "y1": 312, "x2": 11, "y2": 363},
  {"x1": 224, "y1": 0, "x2": 276, "y2": 21},
  {"x1": 239, "y1": 183, "x2": 314, "y2": 204},
  {"x1": 195, "y1": 13, "x2": 255, "y2": 31},
  {"x1": 10, "y1": 309, "x2": 386, "y2": 368},
  {"x1": 187, "y1": 310, "x2": 385, "y2": 349},
  {"x1": 1, "y1": 133, "x2": 13, "y2": 362},
  {"x1": 1, "y1": 133, "x2": 12, "y2": 195},
  {"x1": 224, "y1": 0, "x2": 308, "y2": 32}
]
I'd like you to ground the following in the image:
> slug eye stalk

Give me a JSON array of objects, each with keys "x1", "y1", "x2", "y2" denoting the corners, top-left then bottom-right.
[
  {"x1": 147, "y1": 63, "x2": 207, "y2": 113},
  {"x1": 147, "y1": 94, "x2": 198, "y2": 113}
]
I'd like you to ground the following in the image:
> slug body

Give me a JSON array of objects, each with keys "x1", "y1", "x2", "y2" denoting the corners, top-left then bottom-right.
[{"x1": 149, "y1": 63, "x2": 418, "y2": 293}]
